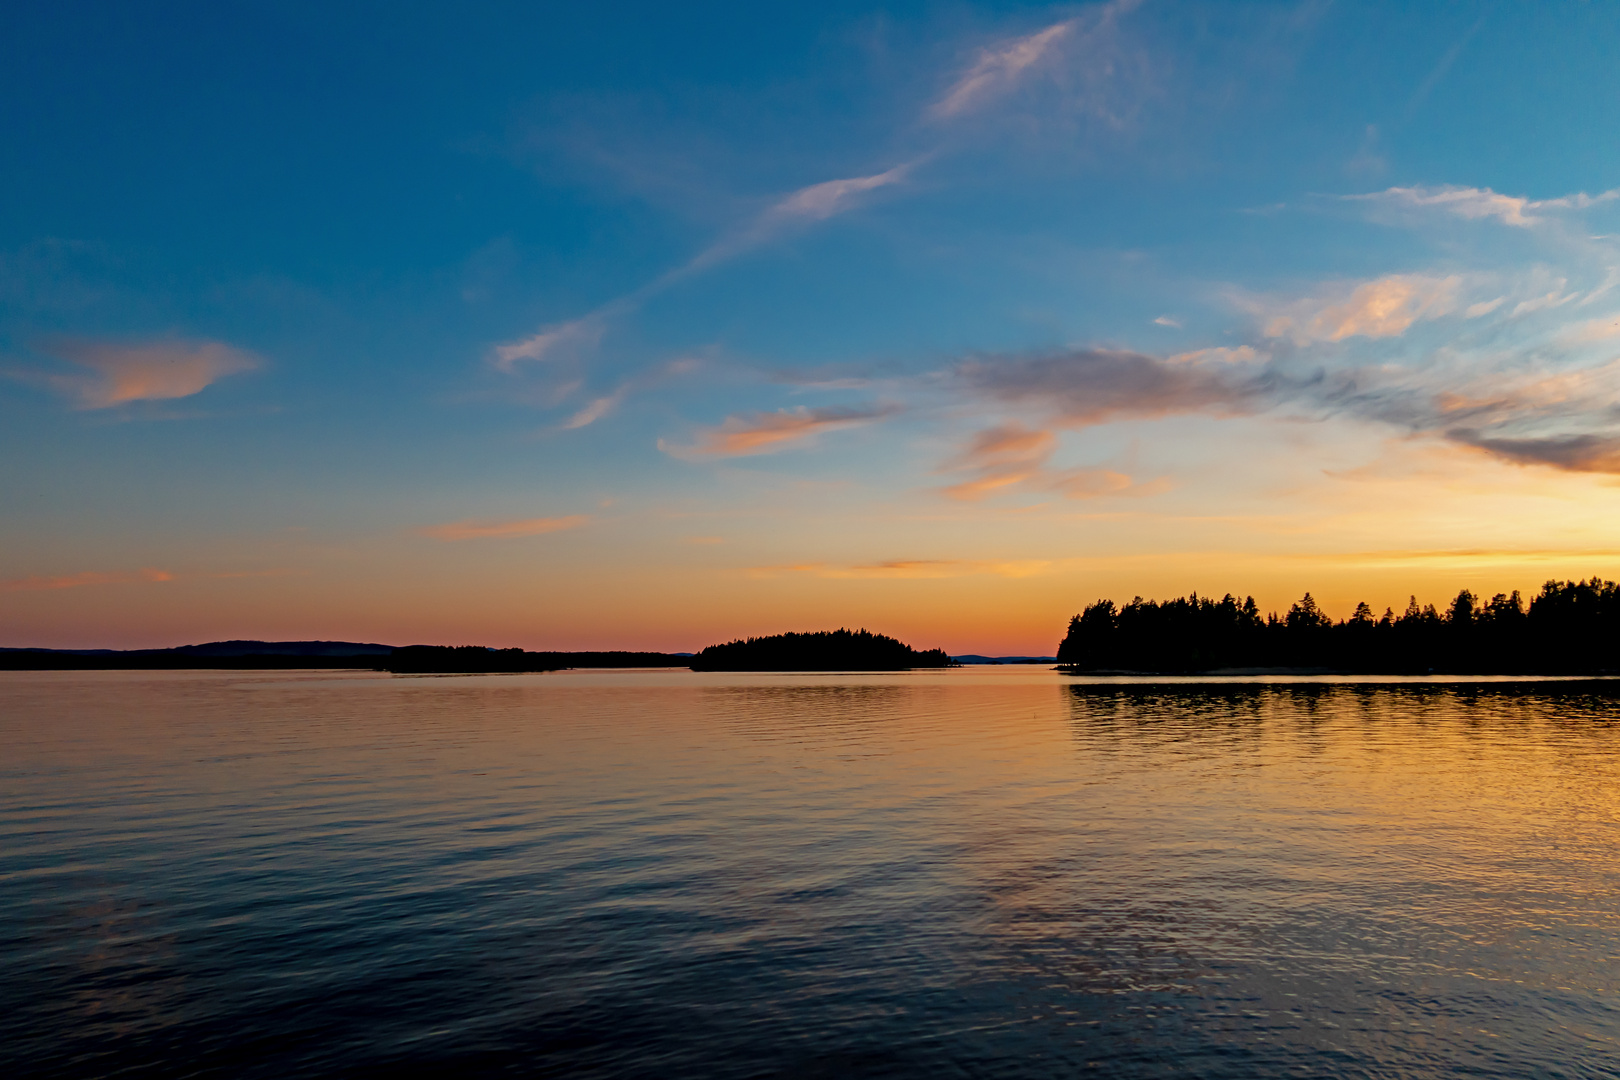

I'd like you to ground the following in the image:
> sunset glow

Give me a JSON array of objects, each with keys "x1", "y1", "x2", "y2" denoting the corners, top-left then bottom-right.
[{"x1": 5, "y1": 2, "x2": 1620, "y2": 654}]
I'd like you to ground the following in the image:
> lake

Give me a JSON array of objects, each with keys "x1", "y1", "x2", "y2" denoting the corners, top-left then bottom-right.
[{"x1": 3, "y1": 667, "x2": 1618, "y2": 1078}]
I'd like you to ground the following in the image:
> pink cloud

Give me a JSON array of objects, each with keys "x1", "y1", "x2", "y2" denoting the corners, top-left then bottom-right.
[
  {"x1": 33, "y1": 339, "x2": 258, "y2": 408},
  {"x1": 938, "y1": 420, "x2": 1161, "y2": 502},
  {"x1": 2, "y1": 568, "x2": 173, "y2": 592},
  {"x1": 679, "y1": 165, "x2": 916, "y2": 277},
  {"x1": 930, "y1": 20, "x2": 1076, "y2": 119},
  {"x1": 662, "y1": 404, "x2": 898, "y2": 459},
  {"x1": 949, "y1": 421, "x2": 1056, "y2": 469},
  {"x1": 1260, "y1": 275, "x2": 1461, "y2": 344}
]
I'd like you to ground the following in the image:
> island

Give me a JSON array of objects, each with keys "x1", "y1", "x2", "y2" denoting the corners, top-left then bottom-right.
[
  {"x1": 688, "y1": 628, "x2": 955, "y2": 671},
  {"x1": 1056, "y1": 578, "x2": 1620, "y2": 675}
]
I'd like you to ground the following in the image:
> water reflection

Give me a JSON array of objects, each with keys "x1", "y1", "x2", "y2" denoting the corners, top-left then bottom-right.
[{"x1": 2, "y1": 669, "x2": 1617, "y2": 1078}]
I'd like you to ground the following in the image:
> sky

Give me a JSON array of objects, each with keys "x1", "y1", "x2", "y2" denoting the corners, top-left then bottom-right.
[{"x1": 5, "y1": 0, "x2": 1620, "y2": 654}]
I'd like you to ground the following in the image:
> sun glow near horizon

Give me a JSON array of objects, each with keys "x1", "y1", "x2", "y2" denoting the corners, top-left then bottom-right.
[{"x1": 4, "y1": 3, "x2": 1620, "y2": 653}]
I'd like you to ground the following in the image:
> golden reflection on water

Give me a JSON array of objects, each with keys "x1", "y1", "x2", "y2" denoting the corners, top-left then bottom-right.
[{"x1": 2, "y1": 667, "x2": 1618, "y2": 1077}]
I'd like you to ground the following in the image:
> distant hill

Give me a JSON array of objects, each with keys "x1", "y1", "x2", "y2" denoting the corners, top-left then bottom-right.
[
  {"x1": 690, "y1": 629, "x2": 955, "y2": 671},
  {"x1": 0, "y1": 640, "x2": 394, "y2": 669},
  {"x1": 0, "y1": 641, "x2": 688, "y2": 672}
]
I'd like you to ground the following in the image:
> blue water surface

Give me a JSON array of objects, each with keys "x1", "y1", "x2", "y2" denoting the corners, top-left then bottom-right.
[{"x1": 2, "y1": 668, "x2": 1618, "y2": 1078}]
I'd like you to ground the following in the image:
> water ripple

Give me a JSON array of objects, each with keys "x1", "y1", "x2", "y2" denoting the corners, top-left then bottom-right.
[{"x1": 2, "y1": 668, "x2": 1618, "y2": 1078}]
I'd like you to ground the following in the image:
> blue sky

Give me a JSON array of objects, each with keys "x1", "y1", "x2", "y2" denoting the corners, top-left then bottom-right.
[{"x1": 5, "y1": 1, "x2": 1620, "y2": 652}]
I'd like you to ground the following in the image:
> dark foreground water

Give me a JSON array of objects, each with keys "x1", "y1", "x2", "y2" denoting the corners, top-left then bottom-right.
[{"x1": 3, "y1": 668, "x2": 1619, "y2": 1079}]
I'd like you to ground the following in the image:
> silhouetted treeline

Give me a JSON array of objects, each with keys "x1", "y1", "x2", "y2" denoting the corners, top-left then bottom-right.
[
  {"x1": 386, "y1": 646, "x2": 685, "y2": 673},
  {"x1": 690, "y1": 629, "x2": 955, "y2": 671},
  {"x1": 1056, "y1": 579, "x2": 1620, "y2": 674},
  {"x1": 0, "y1": 650, "x2": 387, "y2": 671},
  {"x1": 0, "y1": 641, "x2": 688, "y2": 672},
  {"x1": 0, "y1": 640, "x2": 391, "y2": 670}
]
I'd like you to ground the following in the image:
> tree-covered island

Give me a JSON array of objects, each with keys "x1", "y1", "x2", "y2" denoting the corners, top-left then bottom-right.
[
  {"x1": 689, "y1": 629, "x2": 954, "y2": 671},
  {"x1": 1057, "y1": 578, "x2": 1620, "y2": 674}
]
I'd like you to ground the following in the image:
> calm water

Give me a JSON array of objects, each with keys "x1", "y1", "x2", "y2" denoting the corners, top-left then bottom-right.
[{"x1": 3, "y1": 667, "x2": 1619, "y2": 1079}]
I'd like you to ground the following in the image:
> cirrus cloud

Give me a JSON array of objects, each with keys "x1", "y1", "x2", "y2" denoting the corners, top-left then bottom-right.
[
  {"x1": 492, "y1": 5, "x2": 1150, "y2": 384},
  {"x1": 660, "y1": 404, "x2": 899, "y2": 459},
  {"x1": 18, "y1": 338, "x2": 259, "y2": 409},
  {"x1": 927, "y1": 0, "x2": 1146, "y2": 124},
  {"x1": 491, "y1": 164, "x2": 914, "y2": 372},
  {"x1": 938, "y1": 420, "x2": 1162, "y2": 502},
  {"x1": 930, "y1": 20, "x2": 1077, "y2": 119},
  {"x1": 1447, "y1": 431, "x2": 1620, "y2": 474},
  {"x1": 492, "y1": 313, "x2": 608, "y2": 371},
  {"x1": 1, "y1": 567, "x2": 173, "y2": 592},
  {"x1": 956, "y1": 347, "x2": 1258, "y2": 428},
  {"x1": 1258, "y1": 274, "x2": 1461, "y2": 344},
  {"x1": 1346, "y1": 184, "x2": 1620, "y2": 229}
]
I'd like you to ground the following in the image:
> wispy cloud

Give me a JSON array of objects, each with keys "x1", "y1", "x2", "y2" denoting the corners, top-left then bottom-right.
[
  {"x1": 492, "y1": 313, "x2": 609, "y2": 371},
  {"x1": 555, "y1": 356, "x2": 701, "y2": 431},
  {"x1": 1430, "y1": 362, "x2": 1620, "y2": 422},
  {"x1": 1260, "y1": 307, "x2": 1620, "y2": 475},
  {"x1": 940, "y1": 421, "x2": 1053, "y2": 500},
  {"x1": 1308, "y1": 347, "x2": 1620, "y2": 475},
  {"x1": 956, "y1": 348, "x2": 1258, "y2": 428},
  {"x1": 1257, "y1": 274, "x2": 1461, "y2": 344},
  {"x1": 930, "y1": 20, "x2": 1076, "y2": 119},
  {"x1": 680, "y1": 163, "x2": 917, "y2": 276},
  {"x1": 761, "y1": 166, "x2": 913, "y2": 225},
  {"x1": 419, "y1": 515, "x2": 590, "y2": 541},
  {"x1": 1447, "y1": 431, "x2": 1620, "y2": 474},
  {"x1": 491, "y1": 164, "x2": 914, "y2": 373},
  {"x1": 1168, "y1": 345, "x2": 1265, "y2": 365},
  {"x1": 16, "y1": 339, "x2": 258, "y2": 409},
  {"x1": 928, "y1": 0, "x2": 1147, "y2": 124},
  {"x1": 1046, "y1": 466, "x2": 1142, "y2": 498},
  {"x1": 1402, "y1": 14, "x2": 1488, "y2": 122},
  {"x1": 562, "y1": 392, "x2": 622, "y2": 430},
  {"x1": 947, "y1": 421, "x2": 1056, "y2": 470},
  {"x1": 1349, "y1": 186, "x2": 1536, "y2": 227},
  {"x1": 941, "y1": 278, "x2": 1620, "y2": 479},
  {"x1": 660, "y1": 404, "x2": 898, "y2": 459},
  {"x1": 937, "y1": 419, "x2": 1159, "y2": 502},
  {"x1": 1, "y1": 568, "x2": 173, "y2": 592},
  {"x1": 940, "y1": 472, "x2": 1031, "y2": 501},
  {"x1": 494, "y1": 6, "x2": 1152, "y2": 387},
  {"x1": 1347, "y1": 185, "x2": 1620, "y2": 228}
]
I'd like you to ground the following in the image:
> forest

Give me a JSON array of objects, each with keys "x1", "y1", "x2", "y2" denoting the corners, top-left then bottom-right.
[
  {"x1": 1056, "y1": 578, "x2": 1620, "y2": 674},
  {"x1": 690, "y1": 629, "x2": 954, "y2": 671}
]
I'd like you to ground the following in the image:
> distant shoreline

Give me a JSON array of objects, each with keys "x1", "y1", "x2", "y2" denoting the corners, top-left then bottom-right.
[
  {"x1": 0, "y1": 635, "x2": 1044, "y2": 673},
  {"x1": 0, "y1": 642, "x2": 689, "y2": 673}
]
